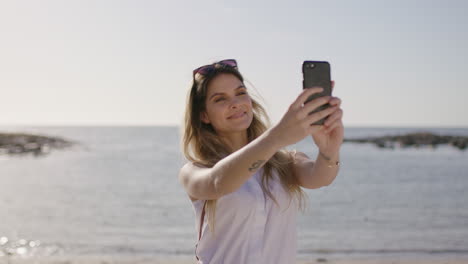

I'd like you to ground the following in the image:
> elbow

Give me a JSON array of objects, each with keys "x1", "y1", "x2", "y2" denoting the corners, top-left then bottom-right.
[
  {"x1": 323, "y1": 174, "x2": 338, "y2": 187},
  {"x1": 316, "y1": 179, "x2": 332, "y2": 188},
  {"x1": 323, "y1": 180, "x2": 333, "y2": 187}
]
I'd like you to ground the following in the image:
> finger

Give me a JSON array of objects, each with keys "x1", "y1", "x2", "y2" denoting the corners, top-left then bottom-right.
[
  {"x1": 331, "y1": 80, "x2": 335, "y2": 91},
  {"x1": 324, "y1": 120, "x2": 342, "y2": 133},
  {"x1": 324, "y1": 108, "x2": 343, "y2": 127},
  {"x1": 307, "y1": 124, "x2": 324, "y2": 134},
  {"x1": 329, "y1": 97, "x2": 341, "y2": 107},
  {"x1": 292, "y1": 87, "x2": 324, "y2": 109},
  {"x1": 324, "y1": 123, "x2": 337, "y2": 133},
  {"x1": 305, "y1": 105, "x2": 338, "y2": 125},
  {"x1": 299, "y1": 96, "x2": 331, "y2": 118}
]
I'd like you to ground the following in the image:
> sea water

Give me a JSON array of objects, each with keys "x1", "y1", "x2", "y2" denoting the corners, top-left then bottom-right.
[{"x1": 0, "y1": 126, "x2": 467, "y2": 259}]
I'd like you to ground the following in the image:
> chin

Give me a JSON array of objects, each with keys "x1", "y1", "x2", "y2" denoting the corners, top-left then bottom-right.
[
  {"x1": 224, "y1": 114, "x2": 253, "y2": 132},
  {"x1": 237, "y1": 114, "x2": 254, "y2": 130}
]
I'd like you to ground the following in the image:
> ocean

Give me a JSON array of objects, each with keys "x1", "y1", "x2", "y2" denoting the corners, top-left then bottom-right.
[{"x1": 0, "y1": 126, "x2": 467, "y2": 260}]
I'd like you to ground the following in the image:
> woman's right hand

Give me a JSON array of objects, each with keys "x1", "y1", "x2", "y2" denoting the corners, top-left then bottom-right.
[{"x1": 270, "y1": 87, "x2": 337, "y2": 148}]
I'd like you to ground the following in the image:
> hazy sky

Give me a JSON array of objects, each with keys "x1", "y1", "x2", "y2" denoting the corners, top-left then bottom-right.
[{"x1": 1, "y1": 0, "x2": 467, "y2": 127}]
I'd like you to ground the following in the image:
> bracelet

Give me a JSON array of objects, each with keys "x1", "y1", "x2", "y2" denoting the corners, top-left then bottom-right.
[{"x1": 319, "y1": 151, "x2": 340, "y2": 168}]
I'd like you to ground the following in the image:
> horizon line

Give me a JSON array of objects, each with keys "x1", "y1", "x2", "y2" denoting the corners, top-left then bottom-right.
[{"x1": 0, "y1": 124, "x2": 467, "y2": 129}]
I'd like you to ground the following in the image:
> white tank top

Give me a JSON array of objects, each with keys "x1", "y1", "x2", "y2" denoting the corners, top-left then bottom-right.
[{"x1": 191, "y1": 167, "x2": 299, "y2": 264}]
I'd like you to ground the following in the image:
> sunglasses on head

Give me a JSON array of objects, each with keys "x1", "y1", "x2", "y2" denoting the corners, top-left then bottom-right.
[{"x1": 193, "y1": 59, "x2": 238, "y2": 77}]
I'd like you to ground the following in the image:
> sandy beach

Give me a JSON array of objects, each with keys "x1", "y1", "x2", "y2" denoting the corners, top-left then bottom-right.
[{"x1": 2, "y1": 255, "x2": 468, "y2": 264}]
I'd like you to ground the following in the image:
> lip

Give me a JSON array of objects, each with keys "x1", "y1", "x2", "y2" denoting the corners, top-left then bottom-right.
[{"x1": 227, "y1": 111, "x2": 247, "y2": 119}]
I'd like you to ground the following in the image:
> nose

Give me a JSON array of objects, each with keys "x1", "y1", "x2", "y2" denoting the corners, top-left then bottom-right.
[{"x1": 230, "y1": 97, "x2": 241, "y2": 109}]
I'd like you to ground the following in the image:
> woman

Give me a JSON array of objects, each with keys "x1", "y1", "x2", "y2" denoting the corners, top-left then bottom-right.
[{"x1": 179, "y1": 59, "x2": 343, "y2": 263}]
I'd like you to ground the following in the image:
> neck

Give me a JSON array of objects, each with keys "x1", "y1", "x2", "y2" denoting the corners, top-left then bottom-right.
[{"x1": 220, "y1": 130, "x2": 248, "y2": 152}]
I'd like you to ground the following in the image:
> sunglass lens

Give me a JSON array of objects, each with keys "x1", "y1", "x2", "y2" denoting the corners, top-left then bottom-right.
[
  {"x1": 199, "y1": 66, "x2": 213, "y2": 75},
  {"x1": 193, "y1": 59, "x2": 238, "y2": 76},
  {"x1": 220, "y1": 59, "x2": 237, "y2": 67},
  {"x1": 193, "y1": 65, "x2": 212, "y2": 76}
]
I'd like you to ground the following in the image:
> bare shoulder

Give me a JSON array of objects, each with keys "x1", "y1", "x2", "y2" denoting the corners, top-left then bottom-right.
[
  {"x1": 179, "y1": 162, "x2": 199, "y2": 185},
  {"x1": 179, "y1": 162, "x2": 207, "y2": 179},
  {"x1": 178, "y1": 162, "x2": 209, "y2": 202}
]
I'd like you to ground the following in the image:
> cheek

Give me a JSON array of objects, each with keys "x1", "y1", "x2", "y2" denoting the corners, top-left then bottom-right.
[
  {"x1": 242, "y1": 96, "x2": 253, "y2": 108},
  {"x1": 212, "y1": 102, "x2": 228, "y2": 113},
  {"x1": 206, "y1": 103, "x2": 227, "y2": 122},
  {"x1": 246, "y1": 98, "x2": 253, "y2": 111}
]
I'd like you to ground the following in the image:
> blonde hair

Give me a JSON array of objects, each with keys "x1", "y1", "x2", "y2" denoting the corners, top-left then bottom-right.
[{"x1": 181, "y1": 62, "x2": 308, "y2": 235}]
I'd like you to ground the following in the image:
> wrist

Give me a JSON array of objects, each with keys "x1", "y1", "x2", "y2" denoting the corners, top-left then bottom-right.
[
  {"x1": 318, "y1": 150, "x2": 340, "y2": 168},
  {"x1": 263, "y1": 127, "x2": 283, "y2": 151},
  {"x1": 266, "y1": 126, "x2": 286, "y2": 149},
  {"x1": 319, "y1": 148, "x2": 340, "y2": 159}
]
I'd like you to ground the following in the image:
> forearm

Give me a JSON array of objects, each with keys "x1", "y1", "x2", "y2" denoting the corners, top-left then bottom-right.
[
  {"x1": 210, "y1": 128, "x2": 280, "y2": 195},
  {"x1": 311, "y1": 151, "x2": 340, "y2": 186}
]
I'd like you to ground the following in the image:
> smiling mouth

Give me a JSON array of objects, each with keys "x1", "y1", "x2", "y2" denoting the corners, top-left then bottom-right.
[{"x1": 228, "y1": 112, "x2": 247, "y2": 119}]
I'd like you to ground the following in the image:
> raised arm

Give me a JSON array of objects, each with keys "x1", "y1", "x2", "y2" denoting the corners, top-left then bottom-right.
[
  {"x1": 291, "y1": 150, "x2": 340, "y2": 189},
  {"x1": 179, "y1": 128, "x2": 279, "y2": 200},
  {"x1": 179, "y1": 87, "x2": 335, "y2": 200}
]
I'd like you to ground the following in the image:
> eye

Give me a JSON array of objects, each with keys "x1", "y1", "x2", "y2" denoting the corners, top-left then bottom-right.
[{"x1": 215, "y1": 97, "x2": 225, "y2": 102}]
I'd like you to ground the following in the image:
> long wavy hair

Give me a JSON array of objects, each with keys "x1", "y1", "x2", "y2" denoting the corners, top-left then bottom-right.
[{"x1": 182, "y1": 61, "x2": 308, "y2": 235}]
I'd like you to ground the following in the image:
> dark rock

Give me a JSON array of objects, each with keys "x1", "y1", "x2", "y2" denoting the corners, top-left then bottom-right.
[
  {"x1": 0, "y1": 132, "x2": 76, "y2": 157},
  {"x1": 344, "y1": 131, "x2": 468, "y2": 151}
]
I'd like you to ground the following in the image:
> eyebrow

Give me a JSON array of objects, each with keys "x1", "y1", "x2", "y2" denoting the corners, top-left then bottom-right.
[{"x1": 209, "y1": 85, "x2": 246, "y2": 101}]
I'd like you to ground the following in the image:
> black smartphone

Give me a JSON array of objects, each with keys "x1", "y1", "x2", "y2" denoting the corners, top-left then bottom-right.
[{"x1": 302, "y1": 60, "x2": 332, "y2": 125}]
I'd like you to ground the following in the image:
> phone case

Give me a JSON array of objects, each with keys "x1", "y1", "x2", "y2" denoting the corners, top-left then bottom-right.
[{"x1": 302, "y1": 60, "x2": 332, "y2": 125}]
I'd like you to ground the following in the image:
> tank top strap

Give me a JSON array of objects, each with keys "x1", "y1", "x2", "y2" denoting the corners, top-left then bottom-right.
[{"x1": 195, "y1": 200, "x2": 207, "y2": 261}]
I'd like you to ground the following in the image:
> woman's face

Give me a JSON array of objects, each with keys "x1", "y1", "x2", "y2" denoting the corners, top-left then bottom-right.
[{"x1": 201, "y1": 73, "x2": 253, "y2": 135}]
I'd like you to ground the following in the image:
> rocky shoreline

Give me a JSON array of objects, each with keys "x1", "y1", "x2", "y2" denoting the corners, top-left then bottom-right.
[
  {"x1": 344, "y1": 132, "x2": 468, "y2": 150},
  {"x1": 0, "y1": 132, "x2": 76, "y2": 156},
  {"x1": 1, "y1": 131, "x2": 467, "y2": 157}
]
